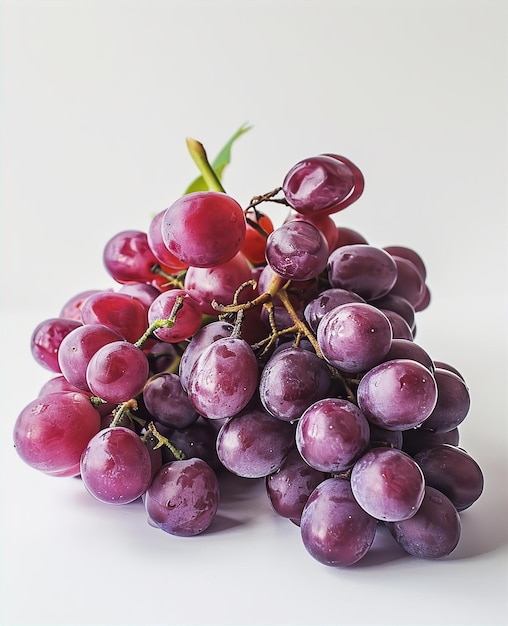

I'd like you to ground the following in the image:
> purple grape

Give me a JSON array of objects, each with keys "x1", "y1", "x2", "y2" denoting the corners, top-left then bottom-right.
[
  {"x1": 57, "y1": 323, "x2": 124, "y2": 391},
  {"x1": 215, "y1": 408, "x2": 295, "y2": 478},
  {"x1": 80, "y1": 427, "x2": 152, "y2": 504},
  {"x1": 143, "y1": 373, "x2": 198, "y2": 429},
  {"x1": 414, "y1": 444, "x2": 484, "y2": 511},
  {"x1": 282, "y1": 155, "x2": 355, "y2": 215},
  {"x1": 384, "y1": 245, "x2": 427, "y2": 279},
  {"x1": 303, "y1": 288, "x2": 365, "y2": 332},
  {"x1": 148, "y1": 289, "x2": 203, "y2": 343},
  {"x1": 357, "y1": 359, "x2": 438, "y2": 430},
  {"x1": 86, "y1": 341, "x2": 149, "y2": 403},
  {"x1": 379, "y1": 309, "x2": 413, "y2": 341},
  {"x1": 265, "y1": 448, "x2": 326, "y2": 523},
  {"x1": 317, "y1": 302, "x2": 393, "y2": 374},
  {"x1": 327, "y1": 244, "x2": 398, "y2": 300},
  {"x1": 382, "y1": 338, "x2": 434, "y2": 372},
  {"x1": 30, "y1": 317, "x2": 82, "y2": 373},
  {"x1": 368, "y1": 423, "x2": 403, "y2": 449},
  {"x1": 296, "y1": 398, "x2": 370, "y2": 473},
  {"x1": 265, "y1": 220, "x2": 329, "y2": 281},
  {"x1": 370, "y1": 293, "x2": 416, "y2": 331},
  {"x1": 402, "y1": 426, "x2": 459, "y2": 457},
  {"x1": 145, "y1": 340, "x2": 179, "y2": 375},
  {"x1": 350, "y1": 447, "x2": 425, "y2": 521},
  {"x1": 178, "y1": 320, "x2": 234, "y2": 391},
  {"x1": 388, "y1": 256, "x2": 426, "y2": 308},
  {"x1": 420, "y1": 368, "x2": 470, "y2": 433},
  {"x1": 300, "y1": 477, "x2": 377, "y2": 566},
  {"x1": 145, "y1": 458, "x2": 219, "y2": 536},
  {"x1": 157, "y1": 417, "x2": 221, "y2": 470},
  {"x1": 433, "y1": 360, "x2": 465, "y2": 380},
  {"x1": 187, "y1": 336, "x2": 259, "y2": 420},
  {"x1": 387, "y1": 486, "x2": 461, "y2": 558},
  {"x1": 259, "y1": 347, "x2": 333, "y2": 422},
  {"x1": 13, "y1": 391, "x2": 101, "y2": 477}
]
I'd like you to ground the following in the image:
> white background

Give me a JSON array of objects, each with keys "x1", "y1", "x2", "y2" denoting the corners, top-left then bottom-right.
[{"x1": 1, "y1": 1, "x2": 507, "y2": 625}]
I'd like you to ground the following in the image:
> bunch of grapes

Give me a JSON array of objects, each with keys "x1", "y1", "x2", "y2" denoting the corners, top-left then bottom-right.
[{"x1": 13, "y1": 137, "x2": 484, "y2": 567}]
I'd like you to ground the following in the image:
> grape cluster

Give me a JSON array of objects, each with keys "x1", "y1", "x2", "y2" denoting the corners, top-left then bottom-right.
[{"x1": 13, "y1": 144, "x2": 484, "y2": 566}]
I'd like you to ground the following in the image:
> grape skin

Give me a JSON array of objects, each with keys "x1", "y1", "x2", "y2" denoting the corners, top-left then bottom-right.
[
  {"x1": 300, "y1": 477, "x2": 378, "y2": 567},
  {"x1": 215, "y1": 408, "x2": 295, "y2": 478},
  {"x1": 145, "y1": 458, "x2": 219, "y2": 536},
  {"x1": 386, "y1": 486, "x2": 461, "y2": 558},
  {"x1": 259, "y1": 346, "x2": 333, "y2": 422},
  {"x1": 350, "y1": 447, "x2": 425, "y2": 522}
]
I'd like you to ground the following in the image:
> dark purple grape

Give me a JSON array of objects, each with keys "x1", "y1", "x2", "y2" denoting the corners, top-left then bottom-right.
[
  {"x1": 350, "y1": 447, "x2": 425, "y2": 521},
  {"x1": 187, "y1": 336, "x2": 259, "y2": 420},
  {"x1": 296, "y1": 398, "x2": 370, "y2": 473},
  {"x1": 303, "y1": 288, "x2": 365, "y2": 332},
  {"x1": 317, "y1": 302, "x2": 392, "y2": 374},
  {"x1": 382, "y1": 338, "x2": 434, "y2": 372},
  {"x1": 80, "y1": 427, "x2": 152, "y2": 504},
  {"x1": 259, "y1": 347, "x2": 333, "y2": 422},
  {"x1": 265, "y1": 220, "x2": 329, "y2": 281},
  {"x1": 300, "y1": 477, "x2": 377, "y2": 566},
  {"x1": 265, "y1": 448, "x2": 326, "y2": 523},
  {"x1": 158, "y1": 417, "x2": 221, "y2": 471},
  {"x1": 433, "y1": 360, "x2": 465, "y2": 380},
  {"x1": 357, "y1": 359, "x2": 438, "y2": 430},
  {"x1": 414, "y1": 444, "x2": 484, "y2": 511},
  {"x1": 369, "y1": 423, "x2": 403, "y2": 449},
  {"x1": 387, "y1": 486, "x2": 461, "y2": 558},
  {"x1": 145, "y1": 340, "x2": 179, "y2": 375},
  {"x1": 420, "y1": 368, "x2": 470, "y2": 433},
  {"x1": 388, "y1": 256, "x2": 426, "y2": 309},
  {"x1": 379, "y1": 309, "x2": 413, "y2": 341},
  {"x1": 370, "y1": 293, "x2": 416, "y2": 331},
  {"x1": 402, "y1": 427, "x2": 459, "y2": 457},
  {"x1": 145, "y1": 459, "x2": 219, "y2": 536},
  {"x1": 327, "y1": 244, "x2": 398, "y2": 300},
  {"x1": 143, "y1": 373, "x2": 198, "y2": 429},
  {"x1": 383, "y1": 245, "x2": 427, "y2": 280},
  {"x1": 282, "y1": 155, "x2": 356, "y2": 215},
  {"x1": 215, "y1": 408, "x2": 295, "y2": 478}
]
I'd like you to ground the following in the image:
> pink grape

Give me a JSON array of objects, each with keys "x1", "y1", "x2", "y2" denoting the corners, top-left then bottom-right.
[
  {"x1": 13, "y1": 391, "x2": 101, "y2": 477},
  {"x1": 80, "y1": 291, "x2": 147, "y2": 344},
  {"x1": 161, "y1": 191, "x2": 246, "y2": 268},
  {"x1": 30, "y1": 317, "x2": 82, "y2": 373},
  {"x1": 86, "y1": 341, "x2": 149, "y2": 403},
  {"x1": 103, "y1": 229, "x2": 160, "y2": 284},
  {"x1": 148, "y1": 289, "x2": 203, "y2": 343}
]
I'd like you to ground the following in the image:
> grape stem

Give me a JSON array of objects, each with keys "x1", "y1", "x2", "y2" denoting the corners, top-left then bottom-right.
[
  {"x1": 147, "y1": 422, "x2": 186, "y2": 460},
  {"x1": 134, "y1": 295, "x2": 184, "y2": 348},
  {"x1": 110, "y1": 399, "x2": 139, "y2": 429},
  {"x1": 150, "y1": 264, "x2": 185, "y2": 289},
  {"x1": 186, "y1": 137, "x2": 226, "y2": 193}
]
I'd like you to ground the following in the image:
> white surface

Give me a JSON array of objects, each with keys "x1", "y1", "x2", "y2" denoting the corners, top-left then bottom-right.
[{"x1": 1, "y1": 1, "x2": 507, "y2": 625}]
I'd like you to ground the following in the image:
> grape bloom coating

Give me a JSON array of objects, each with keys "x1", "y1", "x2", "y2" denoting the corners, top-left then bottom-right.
[{"x1": 13, "y1": 137, "x2": 483, "y2": 568}]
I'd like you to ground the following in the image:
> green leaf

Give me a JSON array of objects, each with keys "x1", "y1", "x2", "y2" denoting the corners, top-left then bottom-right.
[{"x1": 184, "y1": 122, "x2": 252, "y2": 194}]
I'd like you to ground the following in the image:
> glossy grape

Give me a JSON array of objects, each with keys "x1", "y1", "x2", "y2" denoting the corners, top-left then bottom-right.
[
  {"x1": 265, "y1": 448, "x2": 326, "y2": 523},
  {"x1": 303, "y1": 288, "x2": 365, "y2": 332},
  {"x1": 30, "y1": 317, "x2": 82, "y2": 373},
  {"x1": 317, "y1": 302, "x2": 392, "y2": 373},
  {"x1": 161, "y1": 191, "x2": 246, "y2": 268},
  {"x1": 296, "y1": 398, "x2": 370, "y2": 473},
  {"x1": 80, "y1": 291, "x2": 147, "y2": 344},
  {"x1": 387, "y1": 486, "x2": 461, "y2": 558},
  {"x1": 420, "y1": 368, "x2": 470, "y2": 433},
  {"x1": 414, "y1": 444, "x2": 484, "y2": 511},
  {"x1": 86, "y1": 341, "x2": 149, "y2": 403},
  {"x1": 259, "y1": 346, "x2": 333, "y2": 422},
  {"x1": 148, "y1": 289, "x2": 203, "y2": 343},
  {"x1": 143, "y1": 373, "x2": 198, "y2": 429},
  {"x1": 80, "y1": 427, "x2": 152, "y2": 504},
  {"x1": 145, "y1": 458, "x2": 219, "y2": 536},
  {"x1": 328, "y1": 244, "x2": 398, "y2": 300},
  {"x1": 57, "y1": 323, "x2": 124, "y2": 391},
  {"x1": 357, "y1": 359, "x2": 438, "y2": 430},
  {"x1": 350, "y1": 447, "x2": 425, "y2": 522},
  {"x1": 103, "y1": 230, "x2": 159, "y2": 284},
  {"x1": 216, "y1": 408, "x2": 295, "y2": 478},
  {"x1": 187, "y1": 336, "x2": 259, "y2": 420},
  {"x1": 265, "y1": 220, "x2": 329, "y2": 281},
  {"x1": 13, "y1": 391, "x2": 101, "y2": 476},
  {"x1": 300, "y1": 477, "x2": 377, "y2": 567}
]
